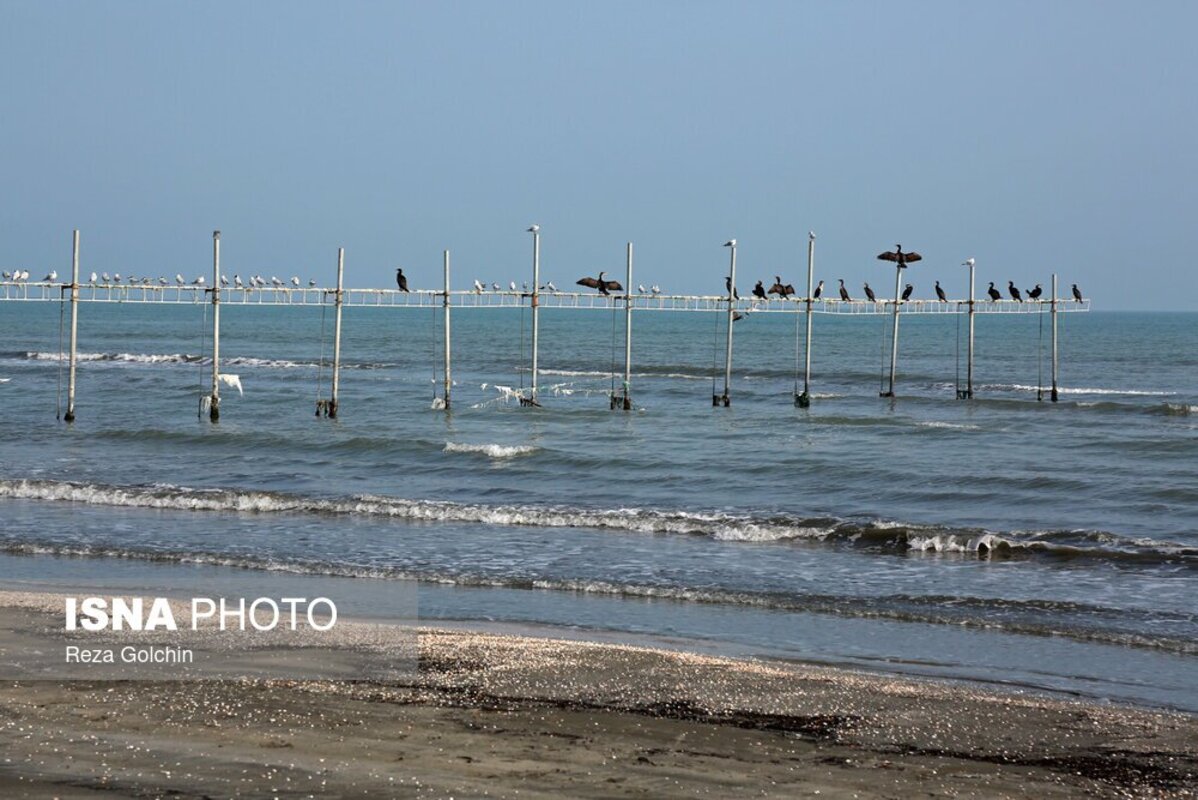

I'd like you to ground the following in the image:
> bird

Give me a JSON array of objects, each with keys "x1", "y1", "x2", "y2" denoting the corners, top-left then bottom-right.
[
  {"x1": 725, "y1": 276, "x2": 738, "y2": 299},
  {"x1": 650, "y1": 285, "x2": 661, "y2": 295},
  {"x1": 1072, "y1": 284, "x2": 1083, "y2": 302},
  {"x1": 396, "y1": 268, "x2": 409, "y2": 292},
  {"x1": 1027, "y1": 284, "x2": 1042, "y2": 300},
  {"x1": 963, "y1": 257, "x2": 975, "y2": 268},
  {"x1": 768, "y1": 276, "x2": 786, "y2": 296},
  {"x1": 509, "y1": 281, "x2": 517, "y2": 292},
  {"x1": 194, "y1": 275, "x2": 206, "y2": 286},
  {"x1": 545, "y1": 281, "x2": 558, "y2": 292},
  {"x1": 637, "y1": 284, "x2": 647, "y2": 294},
  {"x1": 290, "y1": 276, "x2": 300, "y2": 287},
  {"x1": 233, "y1": 275, "x2": 243, "y2": 288},
  {"x1": 935, "y1": 281, "x2": 947, "y2": 302},
  {"x1": 158, "y1": 276, "x2": 167, "y2": 285},
  {"x1": 89, "y1": 271, "x2": 98, "y2": 284},
  {"x1": 43, "y1": 270, "x2": 57, "y2": 282},
  {"x1": 838, "y1": 279, "x2": 851, "y2": 301},
  {"x1": 987, "y1": 282, "x2": 1002, "y2": 301},
  {"x1": 527, "y1": 224, "x2": 540, "y2": 233},
  {"x1": 492, "y1": 282, "x2": 501, "y2": 291},
  {"x1": 1008, "y1": 281, "x2": 1022, "y2": 302},
  {"x1": 724, "y1": 239, "x2": 736, "y2": 248},
  {"x1": 864, "y1": 283, "x2": 877, "y2": 302},
  {"x1": 102, "y1": 272, "x2": 111, "y2": 283},
  {"x1": 220, "y1": 275, "x2": 229, "y2": 287},
  {"x1": 175, "y1": 274, "x2": 185, "y2": 285},
  {"x1": 1, "y1": 271, "x2": 9, "y2": 280},
  {"x1": 902, "y1": 283, "x2": 914, "y2": 301},
  {"x1": 270, "y1": 276, "x2": 283, "y2": 287},
  {"x1": 877, "y1": 244, "x2": 922, "y2": 268},
  {"x1": 308, "y1": 279, "x2": 317, "y2": 287},
  {"x1": 113, "y1": 272, "x2": 121, "y2": 282},
  {"x1": 19, "y1": 270, "x2": 30, "y2": 281},
  {"x1": 577, "y1": 271, "x2": 623, "y2": 295},
  {"x1": 473, "y1": 279, "x2": 485, "y2": 293},
  {"x1": 752, "y1": 280, "x2": 767, "y2": 300},
  {"x1": 812, "y1": 280, "x2": 824, "y2": 300}
]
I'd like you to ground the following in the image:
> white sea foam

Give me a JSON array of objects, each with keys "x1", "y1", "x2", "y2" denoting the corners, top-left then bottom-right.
[
  {"x1": 992, "y1": 383, "x2": 1176, "y2": 397},
  {"x1": 916, "y1": 421, "x2": 980, "y2": 431},
  {"x1": 443, "y1": 442, "x2": 538, "y2": 458},
  {"x1": 21, "y1": 351, "x2": 310, "y2": 369}
]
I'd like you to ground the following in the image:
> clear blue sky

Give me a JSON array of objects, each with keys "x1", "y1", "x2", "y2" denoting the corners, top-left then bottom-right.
[{"x1": 2, "y1": 1, "x2": 1195, "y2": 308}]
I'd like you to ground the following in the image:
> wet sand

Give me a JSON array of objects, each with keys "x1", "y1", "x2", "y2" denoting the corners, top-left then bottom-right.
[{"x1": 0, "y1": 591, "x2": 1195, "y2": 798}]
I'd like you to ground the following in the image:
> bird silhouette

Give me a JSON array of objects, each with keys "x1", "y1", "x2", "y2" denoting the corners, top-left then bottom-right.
[
  {"x1": 812, "y1": 280, "x2": 824, "y2": 300},
  {"x1": 838, "y1": 279, "x2": 851, "y2": 301},
  {"x1": 1027, "y1": 284, "x2": 1042, "y2": 300},
  {"x1": 1072, "y1": 284, "x2": 1084, "y2": 302},
  {"x1": 725, "y1": 276, "x2": 738, "y2": 300},
  {"x1": 864, "y1": 283, "x2": 877, "y2": 302},
  {"x1": 768, "y1": 276, "x2": 786, "y2": 296},
  {"x1": 752, "y1": 280, "x2": 767, "y2": 300},
  {"x1": 877, "y1": 244, "x2": 922, "y2": 267},
  {"x1": 987, "y1": 282, "x2": 1002, "y2": 301},
  {"x1": 935, "y1": 281, "x2": 947, "y2": 302},
  {"x1": 1008, "y1": 281, "x2": 1022, "y2": 302},
  {"x1": 576, "y1": 272, "x2": 623, "y2": 295},
  {"x1": 396, "y1": 268, "x2": 409, "y2": 292},
  {"x1": 902, "y1": 284, "x2": 914, "y2": 301}
]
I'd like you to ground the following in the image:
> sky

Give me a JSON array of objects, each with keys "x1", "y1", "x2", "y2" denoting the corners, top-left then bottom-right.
[{"x1": 2, "y1": 1, "x2": 1195, "y2": 309}]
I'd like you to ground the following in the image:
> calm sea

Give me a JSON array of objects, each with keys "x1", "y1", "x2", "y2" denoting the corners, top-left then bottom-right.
[{"x1": 1, "y1": 299, "x2": 1195, "y2": 709}]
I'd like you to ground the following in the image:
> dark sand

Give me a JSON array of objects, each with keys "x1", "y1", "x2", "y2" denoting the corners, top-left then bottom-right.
[{"x1": 1, "y1": 592, "x2": 1195, "y2": 798}]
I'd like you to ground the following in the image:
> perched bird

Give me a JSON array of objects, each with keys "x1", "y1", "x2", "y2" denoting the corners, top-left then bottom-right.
[
  {"x1": 509, "y1": 281, "x2": 517, "y2": 292},
  {"x1": 752, "y1": 280, "x2": 767, "y2": 300},
  {"x1": 527, "y1": 224, "x2": 540, "y2": 233},
  {"x1": 812, "y1": 280, "x2": 824, "y2": 300},
  {"x1": 90, "y1": 271, "x2": 98, "y2": 284},
  {"x1": 902, "y1": 283, "x2": 914, "y2": 301},
  {"x1": 725, "y1": 276, "x2": 739, "y2": 300},
  {"x1": 291, "y1": 276, "x2": 300, "y2": 287},
  {"x1": 963, "y1": 257, "x2": 975, "y2": 268},
  {"x1": 768, "y1": 276, "x2": 786, "y2": 296},
  {"x1": 473, "y1": 279, "x2": 484, "y2": 293},
  {"x1": 234, "y1": 275, "x2": 243, "y2": 288},
  {"x1": 44, "y1": 270, "x2": 58, "y2": 282},
  {"x1": 637, "y1": 284, "x2": 647, "y2": 294},
  {"x1": 270, "y1": 276, "x2": 283, "y2": 287},
  {"x1": 396, "y1": 268, "x2": 409, "y2": 292},
  {"x1": 308, "y1": 279, "x2": 317, "y2": 287},
  {"x1": 114, "y1": 273, "x2": 121, "y2": 282},
  {"x1": 102, "y1": 272, "x2": 111, "y2": 283},
  {"x1": 577, "y1": 271, "x2": 623, "y2": 295},
  {"x1": 1027, "y1": 284, "x2": 1042, "y2": 300},
  {"x1": 1072, "y1": 283, "x2": 1083, "y2": 302},
  {"x1": 1, "y1": 271, "x2": 9, "y2": 280},
  {"x1": 158, "y1": 276, "x2": 167, "y2": 285},
  {"x1": 1008, "y1": 281, "x2": 1022, "y2": 302},
  {"x1": 194, "y1": 275, "x2": 206, "y2": 286},
  {"x1": 175, "y1": 274, "x2": 185, "y2": 285},
  {"x1": 545, "y1": 281, "x2": 558, "y2": 292},
  {"x1": 864, "y1": 283, "x2": 877, "y2": 302},
  {"x1": 838, "y1": 279, "x2": 851, "y2": 301},
  {"x1": 650, "y1": 285, "x2": 661, "y2": 295},
  {"x1": 935, "y1": 281, "x2": 947, "y2": 302},
  {"x1": 877, "y1": 244, "x2": 922, "y2": 268},
  {"x1": 220, "y1": 275, "x2": 229, "y2": 286},
  {"x1": 987, "y1": 282, "x2": 1002, "y2": 301},
  {"x1": 492, "y1": 282, "x2": 501, "y2": 291}
]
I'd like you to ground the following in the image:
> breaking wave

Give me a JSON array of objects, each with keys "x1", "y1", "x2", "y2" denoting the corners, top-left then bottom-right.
[
  {"x1": 1, "y1": 478, "x2": 1194, "y2": 568},
  {"x1": 443, "y1": 442, "x2": 539, "y2": 458}
]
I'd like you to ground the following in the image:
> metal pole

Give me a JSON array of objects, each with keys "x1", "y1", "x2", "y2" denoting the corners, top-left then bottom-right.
[
  {"x1": 329, "y1": 247, "x2": 344, "y2": 418},
  {"x1": 797, "y1": 231, "x2": 815, "y2": 407},
  {"x1": 882, "y1": 264, "x2": 901, "y2": 398},
  {"x1": 621, "y1": 242, "x2": 633, "y2": 410},
  {"x1": 1051, "y1": 272, "x2": 1059, "y2": 403},
  {"x1": 443, "y1": 249, "x2": 452, "y2": 410},
  {"x1": 719, "y1": 241, "x2": 736, "y2": 407},
  {"x1": 64, "y1": 230, "x2": 80, "y2": 422},
  {"x1": 527, "y1": 227, "x2": 541, "y2": 406},
  {"x1": 958, "y1": 260, "x2": 975, "y2": 400},
  {"x1": 209, "y1": 230, "x2": 220, "y2": 422}
]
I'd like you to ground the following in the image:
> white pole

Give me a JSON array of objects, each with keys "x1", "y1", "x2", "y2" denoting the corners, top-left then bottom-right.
[
  {"x1": 719, "y1": 240, "x2": 736, "y2": 407},
  {"x1": 443, "y1": 249, "x2": 452, "y2": 410},
  {"x1": 1051, "y1": 272, "x2": 1059, "y2": 403},
  {"x1": 882, "y1": 264, "x2": 901, "y2": 398},
  {"x1": 621, "y1": 242, "x2": 633, "y2": 410},
  {"x1": 330, "y1": 247, "x2": 344, "y2": 417},
  {"x1": 209, "y1": 230, "x2": 221, "y2": 422},
  {"x1": 64, "y1": 229, "x2": 80, "y2": 422},
  {"x1": 967, "y1": 261, "x2": 975, "y2": 399},
  {"x1": 528, "y1": 226, "x2": 541, "y2": 406},
  {"x1": 798, "y1": 231, "x2": 815, "y2": 407}
]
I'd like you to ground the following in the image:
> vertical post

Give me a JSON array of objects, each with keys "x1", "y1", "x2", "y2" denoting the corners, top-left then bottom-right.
[
  {"x1": 209, "y1": 230, "x2": 221, "y2": 422},
  {"x1": 64, "y1": 230, "x2": 80, "y2": 422},
  {"x1": 717, "y1": 240, "x2": 736, "y2": 407},
  {"x1": 882, "y1": 264, "x2": 901, "y2": 398},
  {"x1": 443, "y1": 249, "x2": 452, "y2": 410},
  {"x1": 526, "y1": 225, "x2": 541, "y2": 406},
  {"x1": 329, "y1": 247, "x2": 345, "y2": 418},
  {"x1": 1051, "y1": 273, "x2": 1059, "y2": 403},
  {"x1": 959, "y1": 260, "x2": 976, "y2": 399},
  {"x1": 797, "y1": 231, "x2": 815, "y2": 407},
  {"x1": 620, "y1": 242, "x2": 633, "y2": 410}
]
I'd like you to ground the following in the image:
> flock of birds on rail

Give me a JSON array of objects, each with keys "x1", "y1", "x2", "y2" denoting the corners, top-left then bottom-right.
[{"x1": 2, "y1": 245, "x2": 1086, "y2": 305}]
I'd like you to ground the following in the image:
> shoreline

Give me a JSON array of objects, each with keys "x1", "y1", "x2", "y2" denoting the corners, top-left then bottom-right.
[{"x1": 1, "y1": 591, "x2": 1196, "y2": 797}]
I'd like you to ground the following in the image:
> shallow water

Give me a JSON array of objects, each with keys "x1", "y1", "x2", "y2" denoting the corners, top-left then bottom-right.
[{"x1": 1, "y1": 301, "x2": 1195, "y2": 709}]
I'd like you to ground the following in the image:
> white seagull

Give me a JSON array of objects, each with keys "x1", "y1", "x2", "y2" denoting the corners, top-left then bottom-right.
[
  {"x1": 175, "y1": 274, "x2": 185, "y2": 285},
  {"x1": 44, "y1": 270, "x2": 58, "y2": 281},
  {"x1": 527, "y1": 224, "x2": 540, "y2": 233},
  {"x1": 308, "y1": 279, "x2": 316, "y2": 287},
  {"x1": 637, "y1": 284, "x2": 646, "y2": 294},
  {"x1": 233, "y1": 275, "x2": 243, "y2": 288},
  {"x1": 290, "y1": 276, "x2": 300, "y2": 287},
  {"x1": 724, "y1": 239, "x2": 736, "y2": 247},
  {"x1": 546, "y1": 281, "x2": 557, "y2": 292},
  {"x1": 194, "y1": 275, "x2": 206, "y2": 286},
  {"x1": 650, "y1": 285, "x2": 661, "y2": 295},
  {"x1": 473, "y1": 279, "x2": 484, "y2": 292},
  {"x1": 509, "y1": 281, "x2": 517, "y2": 292},
  {"x1": 963, "y1": 257, "x2": 975, "y2": 267},
  {"x1": 492, "y1": 282, "x2": 501, "y2": 291},
  {"x1": 102, "y1": 272, "x2": 111, "y2": 283},
  {"x1": 220, "y1": 274, "x2": 229, "y2": 286}
]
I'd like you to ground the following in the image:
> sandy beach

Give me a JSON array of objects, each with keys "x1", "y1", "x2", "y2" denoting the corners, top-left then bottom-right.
[{"x1": 0, "y1": 591, "x2": 1194, "y2": 798}]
